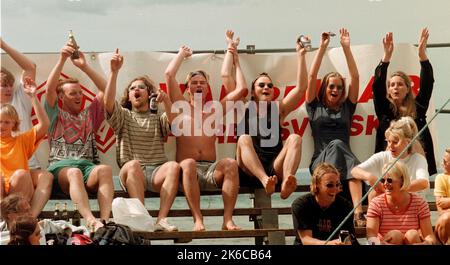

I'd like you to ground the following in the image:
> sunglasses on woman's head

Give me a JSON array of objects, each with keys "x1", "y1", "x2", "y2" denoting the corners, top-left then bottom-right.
[{"x1": 257, "y1": 82, "x2": 274, "y2": 89}]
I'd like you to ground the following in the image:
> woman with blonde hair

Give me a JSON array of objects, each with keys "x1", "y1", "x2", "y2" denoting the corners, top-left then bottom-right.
[
  {"x1": 351, "y1": 116, "x2": 429, "y2": 201},
  {"x1": 372, "y1": 28, "x2": 436, "y2": 175},
  {"x1": 366, "y1": 161, "x2": 436, "y2": 245},
  {"x1": 291, "y1": 163, "x2": 354, "y2": 245}
]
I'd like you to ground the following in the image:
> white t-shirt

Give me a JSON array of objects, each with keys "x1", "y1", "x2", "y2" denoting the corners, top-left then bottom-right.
[
  {"x1": 357, "y1": 151, "x2": 429, "y2": 194},
  {"x1": 10, "y1": 82, "x2": 40, "y2": 169}
]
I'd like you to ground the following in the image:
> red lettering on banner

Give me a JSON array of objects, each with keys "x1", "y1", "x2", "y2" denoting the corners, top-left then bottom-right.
[
  {"x1": 351, "y1": 115, "x2": 364, "y2": 136},
  {"x1": 273, "y1": 86, "x2": 281, "y2": 100},
  {"x1": 366, "y1": 115, "x2": 379, "y2": 135},
  {"x1": 410, "y1": 75, "x2": 420, "y2": 95},
  {"x1": 358, "y1": 76, "x2": 374, "y2": 103}
]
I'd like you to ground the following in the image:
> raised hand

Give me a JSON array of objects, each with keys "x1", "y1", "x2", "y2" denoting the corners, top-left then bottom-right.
[
  {"x1": 296, "y1": 35, "x2": 309, "y2": 55},
  {"x1": 155, "y1": 88, "x2": 168, "y2": 103},
  {"x1": 225, "y1": 30, "x2": 240, "y2": 49},
  {"x1": 418, "y1": 27, "x2": 429, "y2": 61},
  {"x1": 319, "y1": 32, "x2": 331, "y2": 49},
  {"x1": 179, "y1": 45, "x2": 193, "y2": 59},
  {"x1": 340, "y1": 28, "x2": 351, "y2": 48},
  {"x1": 382, "y1": 32, "x2": 394, "y2": 62},
  {"x1": 23, "y1": 76, "x2": 37, "y2": 98},
  {"x1": 61, "y1": 43, "x2": 75, "y2": 61},
  {"x1": 110, "y1": 48, "x2": 124, "y2": 72},
  {"x1": 71, "y1": 50, "x2": 87, "y2": 69}
]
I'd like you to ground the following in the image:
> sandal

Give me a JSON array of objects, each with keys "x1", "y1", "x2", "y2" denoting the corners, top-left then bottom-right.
[{"x1": 354, "y1": 212, "x2": 367, "y2": 228}]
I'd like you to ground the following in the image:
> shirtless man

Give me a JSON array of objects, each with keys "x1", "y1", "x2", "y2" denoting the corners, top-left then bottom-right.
[{"x1": 164, "y1": 38, "x2": 247, "y2": 231}]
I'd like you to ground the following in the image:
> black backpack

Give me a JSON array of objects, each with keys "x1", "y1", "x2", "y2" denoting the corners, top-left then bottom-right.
[{"x1": 92, "y1": 221, "x2": 150, "y2": 245}]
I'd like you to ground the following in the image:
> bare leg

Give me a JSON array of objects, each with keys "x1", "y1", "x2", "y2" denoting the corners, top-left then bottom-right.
[
  {"x1": 236, "y1": 135, "x2": 276, "y2": 195},
  {"x1": 382, "y1": 230, "x2": 405, "y2": 245},
  {"x1": 9, "y1": 169, "x2": 34, "y2": 201},
  {"x1": 180, "y1": 158, "x2": 205, "y2": 231},
  {"x1": 86, "y1": 165, "x2": 114, "y2": 224},
  {"x1": 214, "y1": 158, "x2": 241, "y2": 230},
  {"x1": 349, "y1": 179, "x2": 365, "y2": 226},
  {"x1": 435, "y1": 212, "x2": 450, "y2": 245},
  {"x1": 58, "y1": 167, "x2": 99, "y2": 228},
  {"x1": 404, "y1": 229, "x2": 422, "y2": 244},
  {"x1": 152, "y1": 161, "x2": 180, "y2": 222},
  {"x1": 119, "y1": 160, "x2": 146, "y2": 204},
  {"x1": 273, "y1": 134, "x2": 301, "y2": 199},
  {"x1": 29, "y1": 169, "x2": 53, "y2": 218}
]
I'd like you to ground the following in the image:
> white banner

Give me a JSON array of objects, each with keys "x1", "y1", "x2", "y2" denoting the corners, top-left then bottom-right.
[{"x1": 1, "y1": 44, "x2": 437, "y2": 175}]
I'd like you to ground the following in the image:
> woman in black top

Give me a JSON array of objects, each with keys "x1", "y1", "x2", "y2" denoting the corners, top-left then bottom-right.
[
  {"x1": 372, "y1": 28, "x2": 436, "y2": 175},
  {"x1": 225, "y1": 32, "x2": 308, "y2": 199},
  {"x1": 305, "y1": 29, "x2": 364, "y2": 226}
]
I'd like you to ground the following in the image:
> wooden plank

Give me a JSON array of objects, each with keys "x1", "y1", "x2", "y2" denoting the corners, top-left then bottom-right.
[
  {"x1": 134, "y1": 228, "x2": 294, "y2": 240},
  {"x1": 48, "y1": 185, "x2": 311, "y2": 200},
  {"x1": 47, "y1": 181, "x2": 434, "y2": 200},
  {"x1": 38, "y1": 201, "x2": 437, "y2": 219}
]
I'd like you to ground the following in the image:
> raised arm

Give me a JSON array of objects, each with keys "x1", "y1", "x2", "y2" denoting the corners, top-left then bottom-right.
[
  {"x1": 418, "y1": 28, "x2": 429, "y2": 62},
  {"x1": 0, "y1": 38, "x2": 36, "y2": 82},
  {"x1": 416, "y1": 28, "x2": 434, "y2": 109},
  {"x1": 280, "y1": 39, "x2": 308, "y2": 118},
  {"x1": 382, "y1": 32, "x2": 394, "y2": 63},
  {"x1": 340, "y1": 28, "x2": 359, "y2": 104},
  {"x1": 45, "y1": 44, "x2": 74, "y2": 108},
  {"x1": 372, "y1": 32, "x2": 393, "y2": 116},
  {"x1": 23, "y1": 77, "x2": 49, "y2": 140},
  {"x1": 71, "y1": 49, "x2": 107, "y2": 101},
  {"x1": 164, "y1": 45, "x2": 193, "y2": 103},
  {"x1": 220, "y1": 49, "x2": 248, "y2": 112},
  {"x1": 306, "y1": 32, "x2": 330, "y2": 103},
  {"x1": 104, "y1": 48, "x2": 123, "y2": 115},
  {"x1": 221, "y1": 30, "x2": 240, "y2": 93}
]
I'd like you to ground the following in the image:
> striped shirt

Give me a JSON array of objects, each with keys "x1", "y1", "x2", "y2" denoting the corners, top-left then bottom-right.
[
  {"x1": 107, "y1": 101, "x2": 170, "y2": 167},
  {"x1": 367, "y1": 193, "x2": 430, "y2": 236}
]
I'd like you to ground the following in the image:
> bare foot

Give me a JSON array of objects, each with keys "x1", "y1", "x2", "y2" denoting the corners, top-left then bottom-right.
[
  {"x1": 263, "y1": 175, "x2": 277, "y2": 195},
  {"x1": 222, "y1": 220, "x2": 241, "y2": 231},
  {"x1": 280, "y1": 175, "x2": 297, "y2": 199},
  {"x1": 193, "y1": 221, "x2": 206, "y2": 231}
]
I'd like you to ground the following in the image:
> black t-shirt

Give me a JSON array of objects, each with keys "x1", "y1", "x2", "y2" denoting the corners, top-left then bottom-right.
[{"x1": 291, "y1": 193, "x2": 354, "y2": 245}]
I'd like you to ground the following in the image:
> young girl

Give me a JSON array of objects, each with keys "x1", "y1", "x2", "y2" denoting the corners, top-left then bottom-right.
[{"x1": 1, "y1": 77, "x2": 49, "y2": 205}]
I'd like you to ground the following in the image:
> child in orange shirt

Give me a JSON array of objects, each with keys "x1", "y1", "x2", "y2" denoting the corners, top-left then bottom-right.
[{"x1": 1, "y1": 77, "x2": 49, "y2": 208}]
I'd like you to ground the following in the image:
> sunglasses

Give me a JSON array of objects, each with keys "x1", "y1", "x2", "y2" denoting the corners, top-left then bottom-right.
[
  {"x1": 129, "y1": 84, "x2": 148, "y2": 91},
  {"x1": 257, "y1": 82, "x2": 274, "y2": 89},
  {"x1": 380, "y1": 178, "x2": 394, "y2": 184},
  {"x1": 328, "y1": 84, "x2": 344, "y2": 91},
  {"x1": 325, "y1": 182, "x2": 341, "y2": 189}
]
